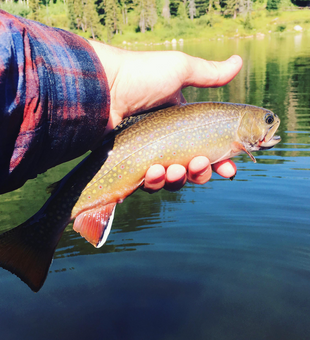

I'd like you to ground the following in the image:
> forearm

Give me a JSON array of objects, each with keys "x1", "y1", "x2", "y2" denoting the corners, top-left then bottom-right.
[
  {"x1": 0, "y1": 10, "x2": 110, "y2": 193},
  {"x1": 87, "y1": 40, "x2": 124, "y2": 134}
]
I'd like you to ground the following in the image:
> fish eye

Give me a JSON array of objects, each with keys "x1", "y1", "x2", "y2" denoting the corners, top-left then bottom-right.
[{"x1": 265, "y1": 113, "x2": 274, "y2": 125}]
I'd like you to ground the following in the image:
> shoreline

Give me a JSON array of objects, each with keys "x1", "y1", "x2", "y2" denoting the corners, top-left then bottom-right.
[
  {"x1": 0, "y1": 2, "x2": 309, "y2": 48},
  {"x1": 117, "y1": 29, "x2": 309, "y2": 49}
]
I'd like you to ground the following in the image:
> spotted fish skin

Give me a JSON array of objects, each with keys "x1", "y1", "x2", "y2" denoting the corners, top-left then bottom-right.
[
  {"x1": 0, "y1": 102, "x2": 280, "y2": 291},
  {"x1": 72, "y1": 103, "x2": 241, "y2": 218}
]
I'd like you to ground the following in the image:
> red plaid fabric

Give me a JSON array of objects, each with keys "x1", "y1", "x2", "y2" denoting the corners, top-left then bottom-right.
[{"x1": 0, "y1": 10, "x2": 110, "y2": 193}]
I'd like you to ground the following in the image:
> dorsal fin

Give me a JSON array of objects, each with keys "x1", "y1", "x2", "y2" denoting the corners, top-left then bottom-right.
[{"x1": 73, "y1": 203, "x2": 116, "y2": 248}]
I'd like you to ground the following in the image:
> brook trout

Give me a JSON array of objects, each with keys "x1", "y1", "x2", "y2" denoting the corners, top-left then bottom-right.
[{"x1": 0, "y1": 102, "x2": 281, "y2": 291}]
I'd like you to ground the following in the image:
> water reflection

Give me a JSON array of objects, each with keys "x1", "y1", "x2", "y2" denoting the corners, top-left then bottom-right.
[
  {"x1": 54, "y1": 189, "x2": 184, "y2": 259},
  {"x1": 0, "y1": 33, "x2": 310, "y2": 340}
]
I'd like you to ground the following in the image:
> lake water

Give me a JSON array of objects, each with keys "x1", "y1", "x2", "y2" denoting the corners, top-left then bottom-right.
[{"x1": 0, "y1": 33, "x2": 310, "y2": 339}]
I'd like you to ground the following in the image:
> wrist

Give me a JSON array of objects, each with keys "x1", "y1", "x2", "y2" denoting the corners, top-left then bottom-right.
[{"x1": 88, "y1": 40, "x2": 125, "y2": 134}]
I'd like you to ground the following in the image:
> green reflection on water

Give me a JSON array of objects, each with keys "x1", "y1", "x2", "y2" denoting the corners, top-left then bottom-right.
[
  {"x1": 0, "y1": 32, "x2": 310, "y2": 340},
  {"x1": 1, "y1": 33, "x2": 309, "y2": 257}
]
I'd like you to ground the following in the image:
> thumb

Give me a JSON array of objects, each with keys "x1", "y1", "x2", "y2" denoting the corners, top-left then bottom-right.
[{"x1": 184, "y1": 55, "x2": 243, "y2": 88}]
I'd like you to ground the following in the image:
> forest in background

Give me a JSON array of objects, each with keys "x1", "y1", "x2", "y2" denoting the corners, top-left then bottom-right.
[{"x1": 0, "y1": 0, "x2": 309, "y2": 44}]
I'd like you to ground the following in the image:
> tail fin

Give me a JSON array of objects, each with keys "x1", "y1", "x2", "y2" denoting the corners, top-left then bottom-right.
[{"x1": 0, "y1": 216, "x2": 65, "y2": 292}]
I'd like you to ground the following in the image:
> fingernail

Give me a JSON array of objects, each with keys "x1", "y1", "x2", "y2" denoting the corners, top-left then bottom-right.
[
  {"x1": 198, "y1": 167, "x2": 209, "y2": 177},
  {"x1": 228, "y1": 55, "x2": 239, "y2": 64},
  {"x1": 230, "y1": 171, "x2": 237, "y2": 181}
]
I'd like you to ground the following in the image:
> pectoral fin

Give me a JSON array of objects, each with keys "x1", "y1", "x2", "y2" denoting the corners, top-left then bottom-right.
[
  {"x1": 73, "y1": 203, "x2": 116, "y2": 248},
  {"x1": 232, "y1": 142, "x2": 256, "y2": 163}
]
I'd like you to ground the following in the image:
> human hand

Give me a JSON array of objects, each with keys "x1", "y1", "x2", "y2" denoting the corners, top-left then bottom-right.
[{"x1": 89, "y1": 41, "x2": 242, "y2": 191}]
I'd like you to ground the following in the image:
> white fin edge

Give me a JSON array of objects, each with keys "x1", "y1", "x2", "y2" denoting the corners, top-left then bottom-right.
[{"x1": 96, "y1": 205, "x2": 116, "y2": 248}]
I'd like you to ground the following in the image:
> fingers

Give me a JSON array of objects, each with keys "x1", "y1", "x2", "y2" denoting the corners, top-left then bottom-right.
[
  {"x1": 143, "y1": 164, "x2": 166, "y2": 193},
  {"x1": 164, "y1": 164, "x2": 187, "y2": 191},
  {"x1": 187, "y1": 156, "x2": 212, "y2": 184},
  {"x1": 212, "y1": 159, "x2": 237, "y2": 178},
  {"x1": 184, "y1": 54, "x2": 243, "y2": 88},
  {"x1": 143, "y1": 157, "x2": 237, "y2": 193},
  {"x1": 143, "y1": 164, "x2": 187, "y2": 193}
]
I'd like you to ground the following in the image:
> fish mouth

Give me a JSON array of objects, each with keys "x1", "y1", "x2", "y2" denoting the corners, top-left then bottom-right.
[
  {"x1": 259, "y1": 135, "x2": 281, "y2": 150},
  {"x1": 259, "y1": 121, "x2": 281, "y2": 150}
]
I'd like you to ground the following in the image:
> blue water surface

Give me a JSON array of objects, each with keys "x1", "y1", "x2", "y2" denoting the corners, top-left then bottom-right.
[{"x1": 0, "y1": 33, "x2": 310, "y2": 340}]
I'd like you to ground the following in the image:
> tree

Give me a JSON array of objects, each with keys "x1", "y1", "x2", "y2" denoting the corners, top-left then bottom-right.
[
  {"x1": 84, "y1": 0, "x2": 102, "y2": 38},
  {"x1": 226, "y1": 0, "x2": 238, "y2": 18},
  {"x1": 68, "y1": 0, "x2": 77, "y2": 30},
  {"x1": 162, "y1": 0, "x2": 170, "y2": 21},
  {"x1": 266, "y1": 0, "x2": 281, "y2": 11},
  {"x1": 238, "y1": 0, "x2": 245, "y2": 14},
  {"x1": 177, "y1": 0, "x2": 187, "y2": 20},
  {"x1": 136, "y1": 0, "x2": 157, "y2": 33},
  {"x1": 243, "y1": 0, "x2": 253, "y2": 29},
  {"x1": 29, "y1": 0, "x2": 41, "y2": 21},
  {"x1": 67, "y1": 0, "x2": 102, "y2": 38},
  {"x1": 195, "y1": 0, "x2": 208, "y2": 17},
  {"x1": 208, "y1": 0, "x2": 213, "y2": 14},
  {"x1": 146, "y1": 0, "x2": 158, "y2": 30},
  {"x1": 188, "y1": 0, "x2": 196, "y2": 20},
  {"x1": 105, "y1": 0, "x2": 121, "y2": 41}
]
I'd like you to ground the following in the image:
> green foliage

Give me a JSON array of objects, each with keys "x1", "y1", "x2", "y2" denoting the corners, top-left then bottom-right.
[
  {"x1": 66, "y1": 0, "x2": 102, "y2": 39},
  {"x1": 225, "y1": 0, "x2": 238, "y2": 18},
  {"x1": 1, "y1": 0, "x2": 310, "y2": 44},
  {"x1": 276, "y1": 23, "x2": 286, "y2": 31},
  {"x1": 28, "y1": 0, "x2": 41, "y2": 21},
  {"x1": 135, "y1": 0, "x2": 158, "y2": 32},
  {"x1": 188, "y1": 0, "x2": 196, "y2": 20},
  {"x1": 0, "y1": 1, "x2": 31, "y2": 17},
  {"x1": 169, "y1": 0, "x2": 179, "y2": 17},
  {"x1": 196, "y1": 14, "x2": 212, "y2": 26},
  {"x1": 195, "y1": 0, "x2": 208, "y2": 18},
  {"x1": 68, "y1": 0, "x2": 77, "y2": 29},
  {"x1": 266, "y1": 0, "x2": 281, "y2": 11},
  {"x1": 243, "y1": 12, "x2": 253, "y2": 29},
  {"x1": 104, "y1": 0, "x2": 120, "y2": 41},
  {"x1": 177, "y1": 0, "x2": 187, "y2": 20},
  {"x1": 162, "y1": 0, "x2": 170, "y2": 21}
]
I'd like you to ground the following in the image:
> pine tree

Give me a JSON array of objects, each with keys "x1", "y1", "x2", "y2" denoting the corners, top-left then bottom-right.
[
  {"x1": 121, "y1": 2, "x2": 128, "y2": 25},
  {"x1": 177, "y1": 0, "x2": 187, "y2": 20},
  {"x1": 226, "y1": 0, "x2": 238, "y2": 18},
  {"x1": 136, "y1": 0, "x2": 146, "y2": 32},
  {"x1": 243, "y1": 0, "x2": 253, "y2": 29},
  {"x1": 83, "y1": 0, "x2": 102, "y2": 39},
  {"x1": 168, "y1": 0, "x2": 179, "y2": 17},
  {"x1": 146, "y1": 0, "x2": 157, "y2": 31},
  {"x1": 266, "y1": 0, "x2": 281, "y2": 11},
  {"x1": 68, "y1": 0, "x2": 77, "y2": 30},
  {"x1": 67, "y1": 0, "x2": 102, "y2": 39},
  {"x1": 195, "y1": 0, "x2": 208, "y2": 17},
  {"x1": 208, "y1": 0, "x2": 213, "y2": 14},
  {"x1": 29, "y1": 0, "x2": 40, "y2": 21},
  {"x1": 136, "y1": 0, "x2": 157, "y2": 33},
  {"x1": 74, "y1": 0, "x2": 85, "y2": 31},
  {"x1": 105, "y1": 0, "x2": 121, "y2": 41}
]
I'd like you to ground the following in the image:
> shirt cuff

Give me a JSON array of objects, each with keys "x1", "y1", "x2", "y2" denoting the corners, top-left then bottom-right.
[{"x1": 0, "y1": 10, "x2": 110, "y2": 193}]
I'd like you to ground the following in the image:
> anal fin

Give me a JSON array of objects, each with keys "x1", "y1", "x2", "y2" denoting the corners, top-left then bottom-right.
[{"x1": 73, "y1": 203, "x2": 116, "y2": 248}]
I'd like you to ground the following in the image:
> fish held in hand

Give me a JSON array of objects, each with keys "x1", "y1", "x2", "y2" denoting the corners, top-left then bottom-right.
[{"x1": 0, "y1": 102, "x2": 280, "y2": 291}]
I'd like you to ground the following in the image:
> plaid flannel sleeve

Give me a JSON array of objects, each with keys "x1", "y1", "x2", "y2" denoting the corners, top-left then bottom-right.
[{"x1": 0, "y1": 10, "x2": 110, "y2": 194}]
